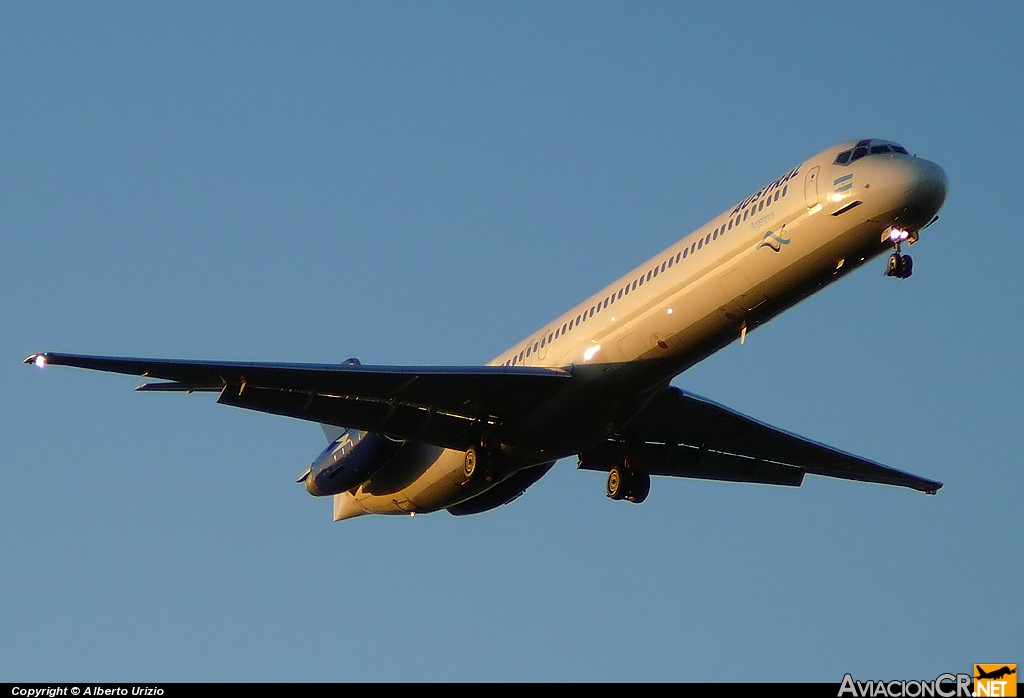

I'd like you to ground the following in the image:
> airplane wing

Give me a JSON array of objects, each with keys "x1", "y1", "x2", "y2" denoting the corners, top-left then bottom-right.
[
  {"x1": 24, "y1": 352, "x2": 570, "y2": 451},
  {"x1": 578, "y1": 386, "x2": 942, "y2": 494}
]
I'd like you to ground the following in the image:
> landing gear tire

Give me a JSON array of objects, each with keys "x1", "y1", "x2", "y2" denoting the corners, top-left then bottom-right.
[
  {"x1": 463, "y1": 445, "x2": 479, "y2": 480},
  {"x1": 606, "y1": 461, "x2": 650, "y2": 504},
  {"x1": 626, "y1": 471, "x2": 650, "y2": 504},
  {"x1": 885, "y1": 250, "x2": 913, "y2": 279},
  {"x1": 464, "y1": 444, "x2": 507, "y2": 484},
  {"x1": 886, "y1": 253, "x2": 901, "y2": 277},
  {"x1": 606, "y1": 465, "x2": 626, "y2": 501}
]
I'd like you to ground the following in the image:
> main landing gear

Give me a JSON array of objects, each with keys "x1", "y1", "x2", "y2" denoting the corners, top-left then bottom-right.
[
  {"x1": 884, "y1": 227, "x2": 916, "y2": 279},
  {"x1": 463, "y1": 443, "x2": 507, "y2": 484},
  {"x1": 606, "y1": 458, "x2": 651, "y2": 504}
]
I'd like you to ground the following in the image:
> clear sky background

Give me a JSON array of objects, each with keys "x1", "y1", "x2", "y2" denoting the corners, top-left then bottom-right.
[{"x1": 2, "y1": 1, "x2": 1020, "y2": 683}]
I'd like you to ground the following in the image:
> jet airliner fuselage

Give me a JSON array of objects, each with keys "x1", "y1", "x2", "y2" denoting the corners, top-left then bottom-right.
[{"x1": 26, "y1": 138, "x2": 948, "y2": 522}]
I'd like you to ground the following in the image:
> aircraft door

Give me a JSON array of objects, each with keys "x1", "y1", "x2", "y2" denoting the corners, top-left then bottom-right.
[
  {"x1": 538, "y1": 333, "x2": 549, "y2": 361},
  {"x1": 803, "y1": 166, "x2": 820, "y2": 208}
]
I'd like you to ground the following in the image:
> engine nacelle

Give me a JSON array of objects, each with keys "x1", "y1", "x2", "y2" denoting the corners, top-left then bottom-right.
[{"x1": 302, "y1": 429, "x2": 403, "y2": 496}]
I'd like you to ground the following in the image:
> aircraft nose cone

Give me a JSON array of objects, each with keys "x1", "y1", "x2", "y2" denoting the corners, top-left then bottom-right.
[
  {"x1": 304, "y1": 469, "x2": 322, "y2": 496},
  {"x1": 908, "y1": 158, "x2": 948, "y2": 215}
]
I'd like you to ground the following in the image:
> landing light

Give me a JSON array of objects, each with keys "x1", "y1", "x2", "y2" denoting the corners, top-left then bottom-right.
[
  {"x1": 666, "y1": 308, "x2": 673, "y2": 315},
  {"x1": 34, "y1": 355, "x2": 47, "y2": 368},
  {"x1": 583, "y1": 344, "x2": 601, "y2": 361},
  {"x1": 888, "y1": 227, "x2": 910, "y2": 243}
]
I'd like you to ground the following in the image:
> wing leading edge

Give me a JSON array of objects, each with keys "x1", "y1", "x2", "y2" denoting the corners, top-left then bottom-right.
[
  {"x1": 24, "y1": 352, "x2": 570, "y2": 450},
  {"x1": 578, "y1": 386, "x2": 942, "y2": 494}
]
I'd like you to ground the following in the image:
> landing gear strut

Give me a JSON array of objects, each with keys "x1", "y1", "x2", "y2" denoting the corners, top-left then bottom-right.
[{"x1": 606, "y1": 458, "x2": 651, "y2": 504}]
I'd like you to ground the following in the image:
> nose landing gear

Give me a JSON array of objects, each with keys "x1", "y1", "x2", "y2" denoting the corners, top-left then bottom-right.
[
  {"x1": 883, "y1": 226, "x2": 917, "y2": 279},
  {"x1": 885, "y1": 249, "x2": 913, "y2": 279}
]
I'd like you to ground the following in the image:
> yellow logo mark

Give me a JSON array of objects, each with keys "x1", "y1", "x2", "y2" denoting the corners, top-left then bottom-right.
[{"x1": 975, "y1": 664, "x2": 1017, "y2": 697}]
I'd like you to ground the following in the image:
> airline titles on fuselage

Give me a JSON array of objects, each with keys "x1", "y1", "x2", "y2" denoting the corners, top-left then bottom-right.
[{"x1": 732, "y1": 166, "x2": 801, "y2": 215}]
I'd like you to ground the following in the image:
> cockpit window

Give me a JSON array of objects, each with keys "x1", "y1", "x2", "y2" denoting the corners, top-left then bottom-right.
[{"x1": 833, "y1": 139, "x2": 909, "y2": 165}]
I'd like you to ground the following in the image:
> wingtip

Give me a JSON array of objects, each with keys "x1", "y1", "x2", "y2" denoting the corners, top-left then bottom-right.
[{"x1": 24, "y1": 353, "x2": 47, "y2": 367}]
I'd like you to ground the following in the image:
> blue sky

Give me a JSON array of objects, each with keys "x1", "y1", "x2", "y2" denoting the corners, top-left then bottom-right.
[{"x1": 2, "y1": 1, "x2": 1020, "y2": 682}]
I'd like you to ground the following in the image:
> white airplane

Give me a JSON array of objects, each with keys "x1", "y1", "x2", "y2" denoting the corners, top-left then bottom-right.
[{"x1": 26, "y1": 138, "x2": 948, "y2": 521}]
